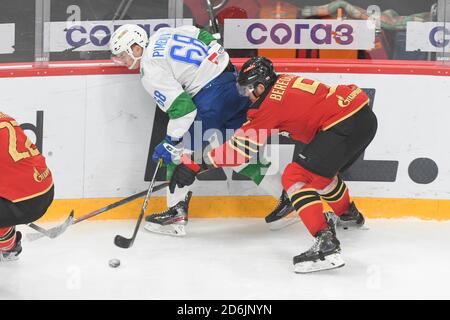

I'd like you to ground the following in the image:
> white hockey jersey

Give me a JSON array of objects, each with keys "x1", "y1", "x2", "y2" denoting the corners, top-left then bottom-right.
[{"x1": 140, "y1": 25, "x2": 230, "y2": 138}]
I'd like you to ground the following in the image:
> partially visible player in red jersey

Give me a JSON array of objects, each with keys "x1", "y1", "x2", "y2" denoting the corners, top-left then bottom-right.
[
  {"x1": 0, "y1": 112, "x2": 54, "y2": 261},
  {"x1": 167, "y1": 57, "x2": 378, "y2": 273}
]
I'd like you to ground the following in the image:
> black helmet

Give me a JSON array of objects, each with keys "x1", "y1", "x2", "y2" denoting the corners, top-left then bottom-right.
[{"x1": 237, "y1": 57, "x2": 277, "y2": 96}]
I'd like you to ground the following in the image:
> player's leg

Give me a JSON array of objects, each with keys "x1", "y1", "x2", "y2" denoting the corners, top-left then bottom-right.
[
  {"x1": 282, "y1": 163, "x2": 344, "y2": 273},
  {"x1": 0, "y1": 186, "x2": 54, "y2": 261},
  {"x1": 320, "y1": 175, "x2": 365, "y2": 229},
  {"x1": 143, "y1": 186, "x2": 192, "y2": 237},
  {"x1": 0, "y1": 200, "x2": 22, "y2": 261},
  {"x1": 294, "y1": 105, "x2": 377, "y2": 229},
  {"x1": 144, "y1": 80, "x2": 239, "y2": 237},
  {"x1": 326, "y1": 107, "x2": 378, "y2": 227},
  {"x1": 144, "y1": 112, "x2": 229, "y2": 237},
  {"x1": 144, "y1": 72, "x2": 242, "y2": 236},
  {"x1": 224, "y1": 106, "x2": 296, "y2": 229},
  {"x1": 143, "y1": 126, "x2": 198, "y2": 237},
  {"x1": 233, "y1": 150, "x2": 296, "y2": 230}
]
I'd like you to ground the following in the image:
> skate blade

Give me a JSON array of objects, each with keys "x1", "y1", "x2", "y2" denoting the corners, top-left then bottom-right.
[
  {"x1": 144, "y1": 222, "x2": 186, "y2": 237},
  {"x1": 0, "y1": 254, "x2": 20, "y2": 262},
  {"x1": 337, "y1": 221, "x2": 369, "y2": 231},
  {"x1": 294, "y1": 253, "x2": 345, "y2": 274},
  {"x1": 269, "y1": 212, "x2": 300, "y2": 231}
]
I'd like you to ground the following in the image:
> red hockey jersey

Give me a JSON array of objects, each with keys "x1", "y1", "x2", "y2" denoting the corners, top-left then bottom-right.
[
  {"x1": 208, "y1": 74, "x2": 369, "y2": 167},
  {"x1": 0, "y1": 112, "x2": 53, "y2": 202}
]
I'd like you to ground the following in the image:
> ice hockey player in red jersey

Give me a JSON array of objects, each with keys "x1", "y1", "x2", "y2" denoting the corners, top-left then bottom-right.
[
  {"x1": 167, "y1": 57, "x2": 378, "y2": 273},
  {"x1": 0, "y1": 112, "x2": 54, "y2": 261}
]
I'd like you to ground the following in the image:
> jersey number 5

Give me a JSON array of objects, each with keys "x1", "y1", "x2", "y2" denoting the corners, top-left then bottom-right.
[
  {"x1": 0, "y1": 121, "x2": 40, "y2": 162},
  {"x1": 291, "y1": 77, "x2": 322, "y2": 94},
  {"x1": 292, "y1": 77, "x2": 339, "y2": 100}
]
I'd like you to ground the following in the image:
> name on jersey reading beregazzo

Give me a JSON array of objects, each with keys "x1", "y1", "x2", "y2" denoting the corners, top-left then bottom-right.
[{"x1": 270, "y1": 75, "x2": 295, "y2": 101}]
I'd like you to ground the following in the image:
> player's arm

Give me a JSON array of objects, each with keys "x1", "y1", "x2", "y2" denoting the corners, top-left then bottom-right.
[
  {"x1": 142, "y1": 64, "x2": 197, "y2": 139},
  {"x1": 169, "y1": 114, "x2": 278, "y2": 193},
  {"x1": 197, "y1": 28, "x2": 217, "y2": 45},
  {"x1": 206, "y1": 121, "x2": 269, "y2": 168},
  {"x1": 141, "y1": 64, "x2": 197, "y2": 164},
  {"x1": 165, "y1": 92, "x2": 197, "y2": 140}
]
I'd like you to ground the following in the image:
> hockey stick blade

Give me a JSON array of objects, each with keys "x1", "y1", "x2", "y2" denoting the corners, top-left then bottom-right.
[
  {"x1": 26, "y1": 182, "x2": 169, "y2": 242},
  {"x1": 114, "y1": 159, "x2": 162, "y2": 249},
  {"x1": 26, "y1": 211, "x2": 75, "y2": 241},
  {"x1": 113, "y1": 193, "x2": 150, "y2": 249},
  {"x1": 26, "y1": 232, "x2": 44, "y2": 242},
  {"x1": 114, "y1": 234, "x2": 134, "y2": 249},
  {"x1": 46, "y1": 210, "x2": 75, "y2": 238},
  {"x1": 113, "y1": 205, "x2": 146, "y2": 248}
]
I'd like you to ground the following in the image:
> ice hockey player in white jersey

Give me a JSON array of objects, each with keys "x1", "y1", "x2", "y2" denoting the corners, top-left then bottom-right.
[{"x1": 110, "y1": 24, "x2": 295, "y2": 236}]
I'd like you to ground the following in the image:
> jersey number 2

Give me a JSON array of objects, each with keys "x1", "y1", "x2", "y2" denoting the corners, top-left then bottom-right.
[{"x1": 0, "y1": 121, "x2": 40, "y2": 162}]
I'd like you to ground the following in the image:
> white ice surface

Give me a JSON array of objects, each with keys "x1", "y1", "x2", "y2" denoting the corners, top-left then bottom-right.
[{"x1": 2, "y1": 218, "x2": 450, "y2": 300}]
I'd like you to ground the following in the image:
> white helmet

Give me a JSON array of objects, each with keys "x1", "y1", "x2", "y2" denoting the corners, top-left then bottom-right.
[{"x1": 110, "y1": 24, "x2": 149, "y2": 69}]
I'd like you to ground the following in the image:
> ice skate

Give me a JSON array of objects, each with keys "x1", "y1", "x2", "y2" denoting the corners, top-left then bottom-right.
[
  {"x1": 324, "y1": 211, "x2": 339, "y2": 228},
  {"x1": 0, "y1": 231, "x2": 22, "y2": 262},
  {"x1": 265, "y1": 191, "x2": 298, "y2": 230},
  {"x1": 144, "y1": 191, "x2": 192, "y2": 236},
  {"x1": 293, "y1": 224, "x2": 345, "y2": 274},
  {"x1": 337, "y1": 202, "x2": 366, "y2": 230}
]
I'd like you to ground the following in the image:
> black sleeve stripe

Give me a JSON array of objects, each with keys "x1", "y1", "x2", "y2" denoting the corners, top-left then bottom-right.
[
  {"x1": 230, "y1": 136, "x2": 260, "y2": 158},
  {"x1": 228, "y1": 140, "x2": 252, "y2": 159},
  {"x1": 231, "y1": 136, "x2": 259, "y2": 153}
]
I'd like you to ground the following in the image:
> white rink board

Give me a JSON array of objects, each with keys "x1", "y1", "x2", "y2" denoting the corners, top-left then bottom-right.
[{"x1": 0, "y1": 72, "x2": 448, "y2": 200}]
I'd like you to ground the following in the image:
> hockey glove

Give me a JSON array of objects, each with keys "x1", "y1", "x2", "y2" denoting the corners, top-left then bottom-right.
[
  {"x1": 152, "y1": 135, "x2": 183, "y2": 166},
  {"x1": 169, "y1": 155, "x2": 202, "y2": 193}
]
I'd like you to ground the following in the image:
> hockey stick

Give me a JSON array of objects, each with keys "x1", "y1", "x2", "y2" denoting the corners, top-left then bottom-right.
[
  {"x1": 27, "y1": 211, "x2": 75, "y2": 239},
  {"x1": 205, "y1": 0, "x2": 228, "y2": 37},
  {"x1": 26, "y1": 181, "x2": 169, "y2": 241},
  {"x1": 72, "y1": 181, "x2": 168, "y2": 225},
  {"x1": 114, "y1": 158, "x2": 162, "y2": 249}
]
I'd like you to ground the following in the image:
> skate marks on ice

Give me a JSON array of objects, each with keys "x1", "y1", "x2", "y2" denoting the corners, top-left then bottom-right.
[{"x1": 1, "y1": 219, "x2": 450, "y2": 299}]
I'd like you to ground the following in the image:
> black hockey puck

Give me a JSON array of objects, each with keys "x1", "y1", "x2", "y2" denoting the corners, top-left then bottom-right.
[{"x1": 108, "y1": 258, "x2": 120, "y2": 268}]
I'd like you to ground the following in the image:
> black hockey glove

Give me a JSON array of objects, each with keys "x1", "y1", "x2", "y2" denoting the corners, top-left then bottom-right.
[
  {"x1": 169, "y1": 164, "x2": 198, "y2": 193},
  {"x1": 169, "y1": 155, "x2": 202, "y2": 193}
]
